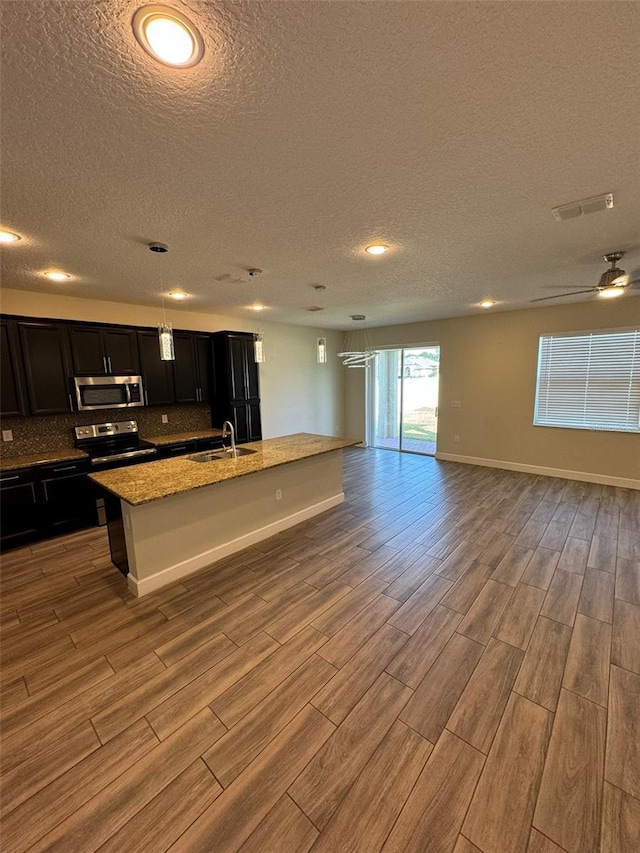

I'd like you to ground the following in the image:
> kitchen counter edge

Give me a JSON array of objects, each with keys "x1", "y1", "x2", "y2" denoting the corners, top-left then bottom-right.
[{"x1": 89, "y1": 433, "x2": 360, "y2": 507}]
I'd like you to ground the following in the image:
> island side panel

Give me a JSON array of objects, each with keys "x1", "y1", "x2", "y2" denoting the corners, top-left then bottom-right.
[{"x1": 124, "y1": 450, "x2": 345, "y2": 596}]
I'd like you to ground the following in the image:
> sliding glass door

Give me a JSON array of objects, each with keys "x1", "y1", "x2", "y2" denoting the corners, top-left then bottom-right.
[{"x1": 370, "y1": 346, "x2": 439, "y2": 456}]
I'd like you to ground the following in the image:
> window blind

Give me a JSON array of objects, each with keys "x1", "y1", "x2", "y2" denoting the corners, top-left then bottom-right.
[{"x1": 534, "y1": 329, "x2": 640, "y2": 433}]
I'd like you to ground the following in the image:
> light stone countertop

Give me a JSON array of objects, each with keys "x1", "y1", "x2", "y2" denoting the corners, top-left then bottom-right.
[
  {"x1": 89, "y1": 433, "x2": 359, "y2": 506},
  {"x1": 144, "y1": 428, "x2": 224, "y2": 447},
  {"x1": 0, "y1": 448, "x2": 88, "y2": 472}
]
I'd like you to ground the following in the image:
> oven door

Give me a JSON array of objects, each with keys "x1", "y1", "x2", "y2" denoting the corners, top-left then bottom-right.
[{"x1": 74, "y1": 376, "x2": 145, "y2": 411}]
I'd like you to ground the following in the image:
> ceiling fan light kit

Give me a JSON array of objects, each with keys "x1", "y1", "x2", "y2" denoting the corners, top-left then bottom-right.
[{"x1": 531, "y1": 251, "x2": 640, "y2": 303}]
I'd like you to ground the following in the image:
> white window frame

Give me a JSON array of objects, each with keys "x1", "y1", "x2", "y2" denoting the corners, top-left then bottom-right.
[{"x1": 533, "y1": 327, "x2": 640, "y2": 434}]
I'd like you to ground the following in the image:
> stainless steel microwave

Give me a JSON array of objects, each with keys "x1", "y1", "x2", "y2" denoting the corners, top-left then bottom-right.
[{"x1": 73, "y1": 375, "x2": 145, "y2": 411}]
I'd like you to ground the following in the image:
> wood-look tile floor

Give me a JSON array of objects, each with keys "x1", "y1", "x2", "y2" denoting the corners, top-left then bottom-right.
[{"x1": 1, "y1": 448, "x2": 639, "y2": 852}]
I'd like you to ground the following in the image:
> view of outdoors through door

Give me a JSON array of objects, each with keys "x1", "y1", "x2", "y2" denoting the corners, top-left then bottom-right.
[{"x1": 371, "y1": 346, "x2": 440, "y2": 456}]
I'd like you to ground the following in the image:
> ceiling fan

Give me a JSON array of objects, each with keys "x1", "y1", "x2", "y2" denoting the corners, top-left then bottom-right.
[{"x1": 531, "y1": 251, "x2": 640, "y2": 302}]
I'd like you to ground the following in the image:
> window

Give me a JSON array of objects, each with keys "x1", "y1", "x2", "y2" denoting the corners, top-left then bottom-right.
[{"x1": 534, "y1": 329, "x2": 640, "y2": 433}]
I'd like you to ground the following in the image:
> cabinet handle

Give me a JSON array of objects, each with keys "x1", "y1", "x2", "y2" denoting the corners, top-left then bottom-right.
[
  {"x1": 197, "y1": 388, "x2": 201, "y2": 402},
  {"x1": 108, "y1": 356, "x2": 113, "y2": 373},
  {"x1": 103, "y1": 355, "x2": 108, "y2": 373},
  {"x1": 68, "y1": 393, "x2": 74, "y2": 411},
  {"x1": 0, "y1": 475, "x2": 20, "y2": 483},
  {"x1": 53, "y1": 465, "x2": 77, "y2": 473}
]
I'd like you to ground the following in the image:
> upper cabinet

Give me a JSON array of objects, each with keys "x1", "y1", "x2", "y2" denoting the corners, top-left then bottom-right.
[
  {"x1": 173, "y1": 333, "x2": 212, "y2": 404},
  {"x1": 17, "y1": 321, "x2": 74, "y2": 415},
  {"x1": 137, "y1": 330, "x2": 175, "y2": 405},
  {"x1": 0, "y1": 319, "x2": 26, "y2": 416},
  {"x1": 69, "y1": 325, "x2": 139, "y2": 375},
  {"x1": 211, "y1": 332, "x2": 261, "y2": 443}
]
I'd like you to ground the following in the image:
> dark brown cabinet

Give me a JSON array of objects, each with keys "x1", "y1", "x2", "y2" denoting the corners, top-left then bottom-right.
[
  {"x1": 0, "y1": 468, "x2": 40, "y2": 548},
  {"x1": 39, "y1": 460, "x2": 96, "y2": 535},
  {"x1": 70, "y1": 325, "x2": 139, "y2": 375},
  {"x1": 173, "y1": 333, "x2": 212, "y2": 404},
  {"x1": 0, "y1": 319, "x2": 26, "y2": 416},
  {"x1": 17, "y1": 321, "x2": 73, "y2": 415},
  {"x1": 137, "y1": 331, "x2": 174, "y2": 405},
  {"x1": 211, "y1": 332, "x2": 262, "y2": 443}
]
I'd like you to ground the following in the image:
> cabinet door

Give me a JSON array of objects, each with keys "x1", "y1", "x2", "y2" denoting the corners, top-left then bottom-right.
[
  {"x1": 243, "y1": 337, "x2": 260, "y2": 400},
  {"x1": 104, "y1": 328, "x2": 139, "y2": 375},
  {"x1": 247, "y1": 401, "x2": 262, "y2": 442},
  {"x1": 18, "y1": 322, "x2": 73, "y2": 415},
  {"x1": 228, "y1": 335, "x2": 248, "y2": 401},
  {"x1": 137, "y1": 331, "x2": 175, "y2": 405},
  {"x1": 0, "y1": 320, "x2": 26, "y2": 416},
  {"x1": 195, "y1": 335, "x2": 212, "y2": 402},
  {"x1": 229, "y1": 402, "x2": 249, "y2": 443},
  {"x1": 40, "y1": 466, "x2": 96, "y2": 534},
  {"x1": 172, "y1": 334, "x2": 198, "y2": 403},
  {"x1": 0, "y1": 470, "x2": 40, "y2": 548},
  {"x1": 69, "y1": 326, "x2": 106, "y2": 375}
]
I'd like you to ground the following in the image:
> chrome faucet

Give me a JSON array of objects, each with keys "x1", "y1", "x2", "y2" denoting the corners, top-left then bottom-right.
[{"x1": 221, "y1": 420, "x2": 237, "y2": 457}]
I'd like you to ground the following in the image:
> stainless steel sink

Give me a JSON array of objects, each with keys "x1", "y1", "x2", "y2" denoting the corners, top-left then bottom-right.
[{"x1": 188, "y1": 447, "x2": 258, "y2": 463}]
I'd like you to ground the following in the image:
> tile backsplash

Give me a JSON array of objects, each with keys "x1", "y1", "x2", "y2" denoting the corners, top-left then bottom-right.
[{"x1": 0, "y1": 404, "x2": 212, "y2": 457}]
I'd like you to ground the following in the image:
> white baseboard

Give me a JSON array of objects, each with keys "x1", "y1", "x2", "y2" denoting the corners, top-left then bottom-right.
[
  {"x1": 434, "y1": 452, "x2": 640, "y2": 490},
  {"x1": 128, "y1": 492, "x2": 345, "y2": 597}
]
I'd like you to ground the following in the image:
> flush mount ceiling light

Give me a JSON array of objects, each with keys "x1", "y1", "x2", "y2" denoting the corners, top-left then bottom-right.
[
  {"x1": 0, "y1": 230, "x2": 21, "y2": 243},
  {"x1": 250, "y1": 304, "x2": 265, "y2": 312},
  {"x1": 479, "y1": 300, "x2": 496, "y2": 308},
  {"x1": 168, "y1": 290, "x2": 187, "y2": 300},
  {"x1": 365, "y1": 245, "x2": 389, "y2": 256},
  {"x1": 132, "y1": 5, "x2": 204, "y2": 68},
  {"x1": 598, "y1": 287, "x2": 625, "y2": 299},
  {"x1": 44, "y1": 271, "x2": 71, "y2": 281}
]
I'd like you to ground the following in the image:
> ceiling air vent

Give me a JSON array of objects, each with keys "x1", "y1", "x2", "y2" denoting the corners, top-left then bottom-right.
[
  {"x1": 306, "y1": 306, "x2": 324, "y2": 312},
  {"x1": 552, "y1": 193, "x2": 613, "y2": 222}
]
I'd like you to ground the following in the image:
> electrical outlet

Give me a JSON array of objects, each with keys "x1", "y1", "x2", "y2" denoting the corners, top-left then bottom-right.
[
  {"x1": 275, "y1": 489, "x2": 282, "y2": 500},
  {"x1": 2, "y1": 430, "x2": 13, "y2": 442},
  {"x1": 454, "y1": 435, "x2": 460, "y2": 443},
  {"x1": 161, "y1": 414, "x2": 169, "y2": 424},
  {"x1": 451, "y1": 400, "x2": 461, "y2": 408}
]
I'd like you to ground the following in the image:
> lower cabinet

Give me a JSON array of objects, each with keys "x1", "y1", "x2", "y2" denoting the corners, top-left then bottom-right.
[
  {"x1": 0, "y1": 468, "x2": 40, "y2": 549},
  {"x1": 0, "y1": 461, "x2": 97, "y2": 551},
  {"x1": 156, "y1": 441, "x2": 197, "y2": 459},
  {"x1": 155, "y1": 437, "x2": 224, "y2": 459},
  {"x1": 39, "y1": 460, "x2": 97, "y2": 536}
]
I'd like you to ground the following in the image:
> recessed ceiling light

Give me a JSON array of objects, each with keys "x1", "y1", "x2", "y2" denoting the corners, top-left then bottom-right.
[
  {"x1": 0, "y1": 230, "x2": 21, "y2": 243},
  {"x1": 250, "y1": 304, "x2": 265, "y2": 312},
  {"x1": 132, "y1": 5, "x2": 204, "y2": 68},
  {"x1": 44, "y1": 271, "x2": 71, "y2": 281},
  {"x1": 479, "y1": 300, "x2": 496, "y2": 308},
  {"x1": 365, "y1": 245, "x2": 389, "y2": 256},
  {"x1": 168, "y1": 290, "x2": 187, "y2": 300},
  {"x1": 598, "y1": 288, "x2": 624, "y2": 299}
]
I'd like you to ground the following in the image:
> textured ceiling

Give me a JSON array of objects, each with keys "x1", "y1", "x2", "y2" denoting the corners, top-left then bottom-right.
[{"x1": 1, "y1": 0, "x2": 639, "y2": 329}]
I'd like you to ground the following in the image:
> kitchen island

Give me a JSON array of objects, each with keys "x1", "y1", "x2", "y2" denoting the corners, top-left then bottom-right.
[{"x1": 90, "y1": 433, "x2": 358, "y2": 596}]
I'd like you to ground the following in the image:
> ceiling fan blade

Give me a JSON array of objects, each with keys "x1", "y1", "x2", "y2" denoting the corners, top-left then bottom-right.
[{"x1": 530, "y1": 289, "x2": 595, "y2": 303}]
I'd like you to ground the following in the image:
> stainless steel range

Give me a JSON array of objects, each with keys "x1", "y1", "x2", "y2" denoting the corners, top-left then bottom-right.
[
  {"x1": 74, "y1": 420, "x2": 157, "y2": 470},
  {"x1": 74, "y1": 421, "x2": 157, "y2": 525}
]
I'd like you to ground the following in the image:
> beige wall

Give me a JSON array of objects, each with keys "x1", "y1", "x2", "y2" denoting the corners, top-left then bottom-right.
[
  {"x1": 0, "y1": 288, "x2": 344, "y2": 440},
  {"x1": 344, "y1": 296, "x2": 640, "y2": 484}
]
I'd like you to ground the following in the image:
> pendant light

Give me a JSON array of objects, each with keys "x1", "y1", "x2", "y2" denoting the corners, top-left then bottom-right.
[
  {"x1": 310, "y1": 285, "x2": 328, "y2": 364},
  {"x1": 337, "y1": 315, "x2": 376, "y2": 367},
  {"x1": 149, "y1": 242, "x2": 175, "y2": 361},
  {"x1": 254, "y1": 333, "x2": 265, "y2": 363}
]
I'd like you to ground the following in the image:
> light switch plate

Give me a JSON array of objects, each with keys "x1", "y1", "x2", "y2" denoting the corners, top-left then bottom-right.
[
  {"x1": 450, "y1": 400, "x2": 461, "y2": 408},
  {"x1": 2, "y1": 430, "x2": 13, "y2": 442},
  {"x1": 161, "y1": 414, "x2": 169, "y2": 424}
]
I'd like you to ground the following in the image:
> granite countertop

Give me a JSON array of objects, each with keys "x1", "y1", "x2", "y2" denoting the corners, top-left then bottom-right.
[
  {"x1": 0, "y1": 448, "x2": 88, "y2": 472},
  {"x1": 90, "y1": 433, "x2": 359, "y2": 506},
  {"x1": 144, "y1": 428, "x2": 223, "y2": 447}
]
